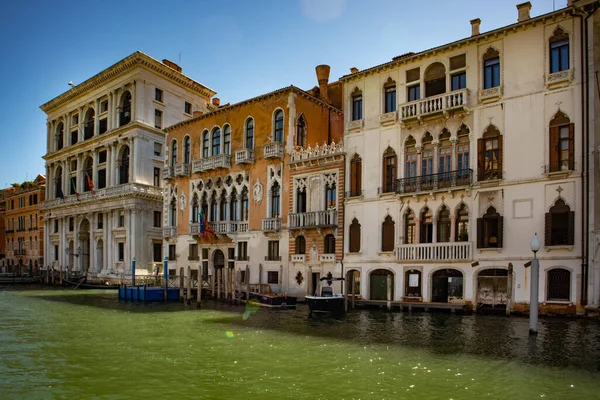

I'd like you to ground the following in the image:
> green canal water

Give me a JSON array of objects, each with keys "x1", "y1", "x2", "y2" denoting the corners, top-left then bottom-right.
[{"x1": 1, "y1": 287, "x2": 600, "y2": 399}]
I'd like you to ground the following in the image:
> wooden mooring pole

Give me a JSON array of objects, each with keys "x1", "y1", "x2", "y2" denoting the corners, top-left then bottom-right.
[
  {"x1": 186, "y1": 266, "x2": 191, "y2": 305},
  {"x1": 386, "y1": 273, "x2": 392, "y2": 311},
  {"x1": 179, "y1": 267, "x2": 184, "y2": 302},
  {"x1": 196, "y1": 269, "x2": 202, "y2": 308},
  {"x1": 351, "y1": 273, "x2": 356, "y2": 310}
]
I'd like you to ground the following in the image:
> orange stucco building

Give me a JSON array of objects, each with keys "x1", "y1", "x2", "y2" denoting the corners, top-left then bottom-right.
[{"x1": 163, "y1": 66, "x2": 344, "y2": 297}]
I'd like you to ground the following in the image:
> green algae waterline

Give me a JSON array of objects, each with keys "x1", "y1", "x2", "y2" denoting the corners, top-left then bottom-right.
[{"x1": 1, "y1": 287, "x2": 599, "y2": 399}]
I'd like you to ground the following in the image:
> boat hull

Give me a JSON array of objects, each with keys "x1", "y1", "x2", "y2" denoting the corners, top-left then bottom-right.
[
  {"x1": 305, "y1": 296, "x2": 346, "y2": 315},
  {"x1": 248, "y1": 293, "x2": 297, "y2": 308}
]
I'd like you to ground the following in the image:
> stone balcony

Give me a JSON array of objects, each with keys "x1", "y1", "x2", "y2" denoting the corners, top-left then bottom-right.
[
  {"x1": 289, "y1": 210, "x2": 337, "y2": 229},
  {"x1": 163, "y1": 226, "x2": 177, "y2": 238},
  {"x1": 319, "y1": 254, "x2": 336, "y2": 263},
  {"x1": 174, "y1": 163, "x2": 191, "y2": 177},
  {"x1": 291, "y1": 254, "x2": 305, "y2": 262},
  {"x1": 235, "y1": 149, "x2": 254, "y2": 164},
  {"x1": 289, "y1": 140, "x2": 344, "y2": 165},
  {"x1": 400, "y1": 89, "x2": 469, "y2": 121},
  {"x1": 379, "y1": 111, "x2": 397, "y2": 125},
  {"x1": 162, "y1": 166, "x2": 175, "y2": 180},
  {"x1": 397, "y1": 241, "x2": 472, "y2": 262},
  {"x1": 189, "y1": 223, "x2": 200, "y2": 235},
  {"x1": 478, "y1": 86, "x2": 502, "y2": 102},
  {"x1": 212, "y1": 221, "x2": 249, "y2": 234},
  {"x1": 346, "y1": 119, "x2": 363, "y2": 132},
  {"x1": 395, "y1": 169, "x2": 473, "y2": 196},
  {"x1": 545, "y1": 68, "x2": 573, "y2": 87},
  {"x1": 192, "y1": 154, "x2": 231, "y2": 173},
  {"x1": 264, "y1": 142, "x2": 284, "y2": 159},
  {"x1": 262, "y1": 218, "x2": 281, "y2": 232}
]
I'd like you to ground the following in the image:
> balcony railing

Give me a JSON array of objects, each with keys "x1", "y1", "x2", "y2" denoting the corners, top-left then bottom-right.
[
  {"x1": 395, "y1": 169, "x2": 472, "y2": 195},
  {"x1": 235, "y1": 149, "x2": 254, "y2": 164},
  {"x1": 290, "y1": 140, "x2": 344, "y2": 163},
  {"x1": 400, "y1": 89, "x2": 469, "y2": 120},
  {"x1": 319, "y1": 254, "x2": 336, "y2": 263},
  {"x1": 265, "y1": 255, "x2": 282, "y2": 261},
  {"x1": 262, "y1": 218, "x2": 281, "y2": 232},
  {"x1": 264, "y1": 142, "x2": 284, "y2": 159},
  {"x1": 190, "y1": 221, "x2": 249, "y2": 235},
  {"x1": 40, "y1": 183, "x2": 164, "y2": 209},
  {"x1": 14, "y1": 249, "x2": 26, "y2": 256},
  {"x1": 174, "y1": 163, "x2": 191, "y2": 176},
  {"x1": 289, "y1": 210, "x2": 337, "y2": 229},
  {"x1": 190, "y1": 223, "x2": 200, "y2": 235},
  {"x1": 162, "y1": 166, "x2": 175, "y2": 180},
  {"x1": 192, "y1": 154, "x2": 231, "y2": 173},
  {"x1": 397, "y1": 241, "x2": 472, "y2": 262},
  {"x1": 291, "y1": 254, "x2": 305, "y2": 262},
  {"x1": 163, "y1": 226, "x2": 176, "y2": 238}
]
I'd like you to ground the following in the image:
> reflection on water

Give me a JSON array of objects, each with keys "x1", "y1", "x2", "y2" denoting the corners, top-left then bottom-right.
[{"x1": 1, "y1": 286, "x2": 599, "y2": 399}]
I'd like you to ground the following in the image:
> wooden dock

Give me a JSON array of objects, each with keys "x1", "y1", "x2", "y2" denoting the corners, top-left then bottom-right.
[{"x1": 351, "y1": 299, "x2": 471, "y2": 313}]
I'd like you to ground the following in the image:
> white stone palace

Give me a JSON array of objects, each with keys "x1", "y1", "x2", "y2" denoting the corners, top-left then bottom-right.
[{"x1": 40, "y1": 52, "x2": 215, "y2": 277}]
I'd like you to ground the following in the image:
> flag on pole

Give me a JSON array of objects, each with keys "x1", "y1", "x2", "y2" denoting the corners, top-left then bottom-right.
[
  {"x1": 70, "y1": 177, "x2": 79, "y2": 200},
  {"x1": 198, "y1": 209, "x2": 205, "y2": 234},
  {"x1": 85, "y1": 172, "x2": 95, "y2": 195}
]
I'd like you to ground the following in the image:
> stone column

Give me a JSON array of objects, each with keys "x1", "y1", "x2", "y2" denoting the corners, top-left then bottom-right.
[
  {"x1": 124, "y1": 208, "x2": 131, "y2": 271},
  {"x1": 78, "y1": 107, "x2": 84, "y2": 142},
  {"x1": 450, "y1": 137, "x2": 458, "y2": 170},
  {"x1": 62, "y1": 159, "x2": 68, "y2": 196},
  {"x1": 113, "y1": 90, "x2": 120, "y2": 129},
  {"x1": 47, "y1": 121, "x2": 52, "y2": 156},
  {"x1": 130, "y1": 136, "x2": 136, "y2": 184},
  {"x1": 415, "y1": 145, "x2": 422, "y2": 191},
  {"x1": 237, "y1": 194, "x2": 243, "y2": 223},
  {"x1": 94, "y1": 99, "x2": 100, "y2": 136},
  {"x1": 101, "y1": 212, "x2": 108, "y2": 275},
  {"x1": 106, "y1": 210, "x2": 113, "y2": 274},
  {"x1": 432, "y1": 216, "x2": 438, "y2": 244},
  {"x1": 414, "y1": 217, "x2": 421, "y2": 244},
  {"x1": 73, "y1": 216, "x2": 80, "y2": 272},
  {"x1": 130, "y1": 207, "x2": 137, "y2": 272},
  {"x1": 45, "y1": 164, "x2": 51, "y2": 199},
  {"x1": 450, "y1": 215, "x2": 456, "y2": 242},
  {"x1": 76, "y1": 154, "x2": 83, "y2": 193},
  {"x1": 92, "y1": 149, "x2": 98, "y2": 189},
  {"x1": 131, "y1": 81, "x2": 137, "y2": 122},
  {"x1": 89, "y1": 214, "x2": 96, "y2": 274}
]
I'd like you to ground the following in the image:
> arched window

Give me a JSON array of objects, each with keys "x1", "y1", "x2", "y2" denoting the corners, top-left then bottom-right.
[
  {"x1": 456, "y1": 204, "x2": 469, "y2": 241},
  {"x1": 202, "y1": 130, "x2": 210, "y2": 158},
  {"x1": 223, "y1": 125, "x2": 231, "y2": 155},
  {"x1": 350, "y1": 154, "x2": 362, "y2": 197},
  {"x1": 349, "y1": 218, "x2": 361, "y2": 253},
  {"x1": 424, "y1": 62, "x2": 446, "y2": 97},
  {"x1": 201, "y1": 193, "x2": 208, "y2": 220},
  {"x1": 381, "y1": 215, "x2": 395, "y2": 252},
  {"x1": 170, "y1": 140, "x2": 178, "y2": 167},
  {"x1": 54, "y1": 167, "x2": 63, "y2": 198},
  {"x1": 404, "y1": 210, "x2": 416, "y2": 244},
  {"x1": 549, "y1": 111, "x2": 574, "y2": 172},
  {"x1": 550, "y1": 27, "x2": 569, "y2": 73},
  {"x1": 421, "y1": 133, "x2": 434, "y2": 187},
  {"x1": 478, "y1": 125, "x2": 503, "y2": 181},
  {"x1": 324, "y1": 234, "x2": 335, "y2": 254},
  {"x1": 245, "y1": 118, "x2": 254, "y2": 150},
  {"x1": 351, "y1": 88, "x2": 362, "y2": 121},
  {"x1": 211, "y1": 127, "x2": 221, "y2": 156},
  {"x1": 219, "y1": 191, "x2": 227, "y2": 221},
  {"x1": 270, "y1": 182, "x2": 280, "y2": 218},
  {"x1": 547, "y1": 268, "x2": 571, "y2": 301},
  {"x1": 230, "y1": 189, "x2": 238, "y2": 221},
  {"x1": 209, "y1": 192, "x2": 218, "y2": 222},
  {"x1": 170, "y1": 198, "x2": 177, "y2": 226},
  {"x1": 119, "y1": 146, "x2": 130, "y2": 184},
  {"x1": 545, "y1": 198, "x2": 574, "y2": 246},
  {"x1": 295, "y1": 235, "x2": 306, "y2": 254},
  {"x1": 119, "y1": 91, "x2": 132, "y2": 126},
  {"x1": 241, "y1": 187, "x2": 249, "y2": 221},
  {"x1": 438, "y1": 129, "x2": 452, "y2": 180},
  {"x1": 477, "y1": 206, "x2": 503, "y2": 248},
  {"x1": 183, "y1": 136, "x2": 190, "y2": 164},
  {"x1": 457, "y1": 124, "x2": 470, "y2": 178},
  {"x1": 437, "y1": 206, "x2": 451, "y2": 242},
  {"x1": 191, "y1": 194, "x2": 199, "y2": 223},
  {"x1": 384, "y1": 78, "x2": 396, "y2": 113},
  {"x1": 296, "y1": 186, "x2": 306, "y2": 213},
  {"x1": 483, "y1": 48, "x2": 500, "y2": 89},
  {"x1": 325, "y1": 179, "x2": 336, "y2": 209},
  {"x1": 56, "y1": 122, "x2": 64, "y2": 151},
  {"x1": 83, "y1": 108, "x2": 95, "y2": 140},
  {"x1": 83, "y1": 158, "x2": 93, "y2": 192},
  {"x1": 274, "y1": 110, "x2": 284, "y2": 142},
  {"x1": 420, "y1": 207, "x2": 433, "y2": 243},
  {"x1": 296, "y1": 115, "x2": 306, "y2": 147},
  {"x1": 382, "y1": 147, "x2": 397, "y2": 193}
]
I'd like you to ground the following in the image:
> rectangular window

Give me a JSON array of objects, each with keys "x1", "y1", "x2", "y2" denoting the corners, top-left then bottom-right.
[
  {"x1": 54, "y1": 245, "x2": 59, "y2": 261},
  {"x1": 118, "y1": 211, "x2": 125, "y2": 227},
  {"x1": 153, "y1": 167, "x2": 161, "y2": 187},
  {"x1": 153, "y1": 211, "x2": 161, "y2": 228},
  {"x1": 53, "y1": 219, "x2": 58, "y2": 233},
  {"x1": 325, "y1": 184, "x2": 336, "y2": 209},
  {"x1": 267, "y1": 240, "x2": 279, "y2": 261},
  {"x1": 438, "y1": 147, "x2": 452, "y2": 173},
  {"x1": 407, "y1": 85, "x2": 420, "y2": 102},
  {"x1": 202, "y1": 248, "x2": 209, "y2": 260},
  {"x1": 100, "y1": 100, "x2": 108, "y2": 113},
  {"x1": 97, "y1": 169, "x2": 106, "y2": 189},
  {"x1": 352, "y1": 96, "x2": 362, "y2": 121},
  {"x1": 117, "y1": 242, "x2": 124, "y2": 261},
  {"x1": 457, "y1": 144, "x2": 469, "y2": 171},
  {"x1": 155, "y1": 109, "x2": 163, "y2": 129},
  {"x1": 184, "y1": 102, "x2": 192, "y2": 114},
  {"x1": 168, "y1": 244, "x2": 176, "y2": 261},
  {"x1": 72, "y1": 114, "x2": 78, "y2": 125},
  {"x1": 188, "y1": 243, "x2": 199, "y2": 260},
  {"x1": 154, "y1": 142, "x2": 162, "y2": 157},
  {"x1": 384, "y1": 87, "x2": 396, "y2": 113},
  {"x1": 267, "y1": 271, "x2": 279, "y2": 284},
  {"x1": 98, "y1": 150, "x2": 107, "y2": 164},
  {"x1": 99, "y1": 118, "x2": 108, "y2": 134},
  {"x1": 550, "y1": 39, "x2": 569, "y2": 73},
  {"x1": 97, "y1": 214, "x2": 103, "y2": 230},
  {"x1": 153, "y1": 243, "x2": 162, "y2": 262},
  {"x1": 155, "y1": 88, "x2": 163, "y2": 102},
  {"x1": 451, "y1": 72, "x2": 466, "y2": 91},
  {"x1": 70, "y1": 130, "x2": 78, "y2": 145},
  {"x1": 70, "y1": 176, "x2": 77, "y2": 195},
  {"x1": 237, "y1": 241, "x2": 248, "y2": 261},
  {"x1": 483, "y1": 57, "x2": 500, "y2": 89}
]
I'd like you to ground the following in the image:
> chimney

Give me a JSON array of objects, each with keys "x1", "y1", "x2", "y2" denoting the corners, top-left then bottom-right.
[
  {"x1": 350, "y1": 67, "x2": 359, "y2": 74},
  {"x1": 315, "y1": 65, "x2": 331, "y2": 102},
  {"x1": 517, "y1": 2, "x2": 532, "y2": 22},
  {"x1": 567, "y1": 0, "x2": 575, "y2": 6},
  {"x1": 212, "y1": 98, "x2": 220, "y2": 107},
  {"x1": 162, "y1": 59, "x2": 182, "y2": 73},
  {"x1": 470, "y1": 18, "x2": 481, "y2": 36},
  {"x1": 192, "y1": 111, "x2": 204, "y2": 118}
]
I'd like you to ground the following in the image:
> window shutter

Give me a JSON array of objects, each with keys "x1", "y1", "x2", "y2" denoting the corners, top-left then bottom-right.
[
  {"x1": 549, "y1": 126, "x2": 559, "y2": 172},
  {"x1": 497, "y1": 135, "x2": 503, "y2": 179},
  {"x1": 382, "y1": 221, "x2": 394, "y2": 252},
  {"x1": 544, "y1": 212, "x2": 552, "y2": 246},
  {"x1": 382, "y1": 156, "x2": 387, "y2": 192},
  {"x1": 567, "y1": 211, "x2": 575, "y2": 245},
  {"x1": 497, "y1": 216, "x2": 504, "y2": 248},
  {"x1": 350, "y1": 161, "x2": 357, "y2": 195},
  {"x1": 476, "y1": 218, "x2": 484, "y2": 248},
  {"x1": 477, "y1": 139, "x2": 485, "y2": 181},
  {"x1": 349, "y1": 223, "x2": 361, "y2": 253},
  {"x1": 357, "y1": 159, "x2": 362, "y2": 194},
  {"x1": 568, "y1": 123, "x2": 575, "y2": 170}
]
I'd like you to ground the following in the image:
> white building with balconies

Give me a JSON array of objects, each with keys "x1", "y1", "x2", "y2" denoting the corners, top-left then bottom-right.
[
  {"x1": 341, "y1": 1, "x2": 599, "y2": 315},
  {"x1": 40, "y1": 52, "x2": 215, "y2": 277}
]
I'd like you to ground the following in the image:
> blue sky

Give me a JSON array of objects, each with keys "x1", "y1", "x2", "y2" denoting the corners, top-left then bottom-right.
[{"x1": 0, "y1": 0, "x2": 558, "y2": 187}]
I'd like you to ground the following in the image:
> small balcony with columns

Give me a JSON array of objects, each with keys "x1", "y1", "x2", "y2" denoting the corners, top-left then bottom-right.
[{"x1": 192, "y1": 154, "x2": 231, "y2": 173}]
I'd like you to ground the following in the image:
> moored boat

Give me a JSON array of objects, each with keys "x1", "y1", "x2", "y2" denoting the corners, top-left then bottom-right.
[
  {"x1": 305, "y1": 277, "x2": 346, "y2": 316},
  {"x1": 247, "y1": 283, "x2": 297, "y2": 308}
]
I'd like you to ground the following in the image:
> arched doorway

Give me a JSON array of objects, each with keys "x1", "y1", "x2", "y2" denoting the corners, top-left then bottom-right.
[
  {"x1": 79, "y1": 219, "x2": 90, "y2": 274},
  {"x1": 431, "y1": 268, "x2": 463, "y2": 303},
  {"x1": 346, "y1": 269, "x2": 360, "y2": 297},
  {"x1": 476, "y1": 268, "x2": 508, "y2": 310},
  {"x1": 96, "y1": 240, "x2": 104, "y2": 274},
  {"x1": 369, "y1": 269, "x2": 394, "y2": 301}
]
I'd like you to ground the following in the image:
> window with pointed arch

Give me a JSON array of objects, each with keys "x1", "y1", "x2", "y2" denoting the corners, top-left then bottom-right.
[
  {"x1": 421, "y1": 133, "x2": 434, "y2": 186},
  {"x1": 545, "y1": 198, "x2": 574, "y2": 246},
  {"x1": 456, "y1": 204, "x2": 469, "y2": 241},
  {"x1": 230, "y1": 188, "x2": 238, "y2": 222},
  {"x1": 437, "y1": 205, "x2": 451, "y2": 242},
  {"x1": 201, "y1": 193, "x2": 208, "y2": 219},
  {"x1": 324, "y1": 234, "x2": 336, "y2": 254},
  {"x1": 351, "y1": 88, "x2": 362, "y2": 121},
  {"x1": 270, "y1": 182, "x2": 281, "y2": 218},
  {"x1": 212, "y1": 127, "x2": 221, "y2": 156},
  {"x1": 456, "y1": 124, "x2": 470, "y2": 178},
  {"x1": 438, "y1": 129, "x2": 452, "y2": 180},
  {"x1": 381, "y1": 215, "x2": 395, "y2": 252},
  {"x1": 296, "y1": 115, "x2": 306, "y2": 147},
  {"x1": 382, "y1": 147, "x2": 397, "y2": 193},
  {"x1": 223, "y1": 125, "x2": 231, "y2": 155},
  {"x1": 349, "y1": 218, "x2": 361, "y2": 253},
  {"x1": 483, "y1": 48, "x2": 500, "y2": 89},
  {"x1": 183, "y1": 136, "x2": 191, "y2": 164},
  {"x1": 420, "y1": 207, "x2": 433, "y2": 243},
  {"x1": 549, "y1": 111, "x2": 574, "y2": 172},
  {"x1": 202, "y1": 130, "x2": 210, "y2": 158},
  {"x1": 210, "y1": 192, "x2": 218, "y2": 222},
  {"x1": 219, "y1": 191, "x2": 227, "y2": 221},
  {"x1": 477, "y1": 206, "x2": 503, "y2": 248},
  {"x1": 241, "y1": 187, "x2": 249, "y2": 221},
  {"x1": 295, "y1": 235, "x2": 306, "y2": 254},
  {"x1": 274, "y1": 110, "x2": 284, "y2": 142},
  {"x1": 383, "y1": 78, "x2": 396, "y2": 113},
  {"x1": 549, "y1": 27, "x2": 569, "y2": 73},
  {"x1": 170, "y1": 140, "x2": 178, "y2": 167},
  {"x1": 477, "y1": 125, "x2": 503, "y2": 181},
  {"x1": 169, "y1": 198, "x2": 177, "y2": 227},
  {"x1": 191, "y1": 194, "x2": 199, "y2": 223},
  {"x1": 350, "y1": 154, "x2": 362, "y2": 197},
  {"x1": 296, "y1": 186, "x2": 306, "y2": 213},
  {"x1": 245, "y1": 118, "x2": 254, "y2": 150},
  {"x1": 404, "y1": 210, "x2": 416, "y2": 244}
]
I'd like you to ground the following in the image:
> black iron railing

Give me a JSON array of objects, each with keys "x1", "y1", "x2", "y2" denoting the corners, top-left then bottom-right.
[{"x1": 395, "y1": 169, "x2": 472, "y2": 194}]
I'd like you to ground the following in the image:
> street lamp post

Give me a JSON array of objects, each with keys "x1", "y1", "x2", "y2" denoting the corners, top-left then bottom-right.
[{"x1": 529, "y1": 233, "x2": 541, "y2": 335}]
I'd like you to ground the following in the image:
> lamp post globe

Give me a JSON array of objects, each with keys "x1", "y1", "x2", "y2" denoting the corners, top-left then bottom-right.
[{"x1": 530, "y1": 233, "x2": 541, "y2": 253}]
